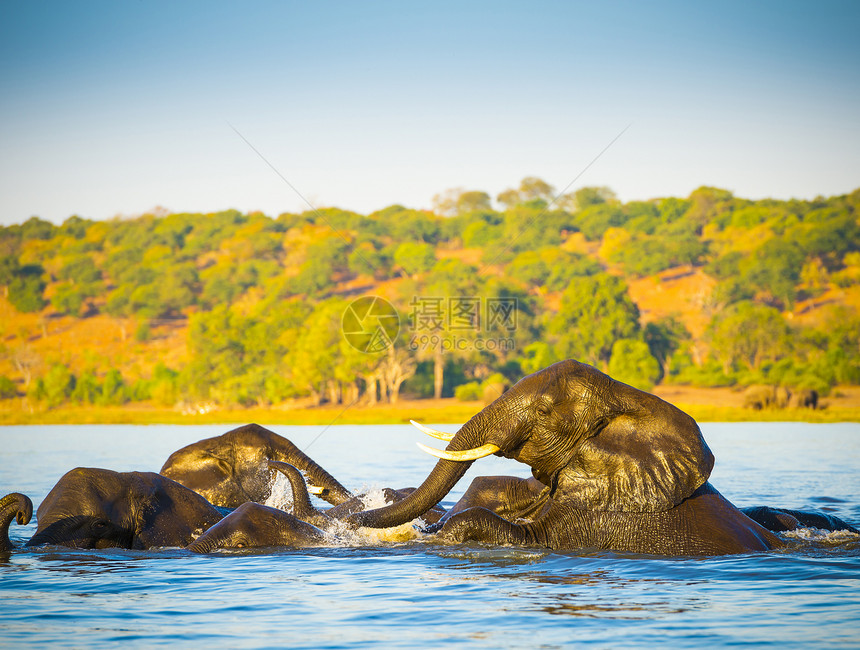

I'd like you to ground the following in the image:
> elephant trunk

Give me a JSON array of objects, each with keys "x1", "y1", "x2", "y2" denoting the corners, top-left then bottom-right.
[
  {"x1": 187, "y1": 535, "x2": 217, "y2": 554},
  {"x1": 349, "y1": 408, "x2": 492, "y2": 529},
  {"x1": 267, "y1": 461, "x2": 324, "y2": 522},
  {"x1": 1, "y1": 493, "x2": 33, "y2": 552},
  {"x1": 271, "y1": 437, "x2": 353, "y2": 506}
]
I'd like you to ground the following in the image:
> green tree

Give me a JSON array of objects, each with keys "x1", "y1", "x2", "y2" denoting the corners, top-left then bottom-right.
[
  {"x1": 286, "y1": 300, "x2": 347, "y2": 405},
  {"x1": 98, "y1": 369, "x2": 128, "y2": 405},
  {"x1": 42, "y1": 364, "x2": 75, "y2": 407},
  {"x1": 608, "y1": 339, "x2": 661, "y2": 390},
  {"x1": 517, "y1": 342, "x2": 558, "y2": 375},
  {"x1": 52, "y1": 283, "x2": 86, "y2": 316},
  {"x1": 518, "y1": 177, "x2": 555, "y2": 202},
  {"x1": 71, "y1": 371, "x2": 101, "y2": 404},
  {"x1": 550, "y1": 274, "x2": 640, "y2": 368},
  {"x1": 707, "y1": 301, "x2": 791, "y2": 373},
  {"x1": 149, "y1": 363, "x2": 180, "y2": 405},
  {"x1": 348, "y1": 242, "x2": 392, "y2": 279},
  {"x1": 572, "y1": 186, "x2": 617, "y2": 209},
  {"x1": 8, "y1": 265, "x2": 46, "y2": 312},
  {"x1": 58, "y1": 255, "x2": 101, "y2": 284},
  {"x1": 457, "y1": 191, "x2": 492, "y2": 214},
  {"x1": 496, "y1": 188, "x2": 521, "y2": 209},
  {"x1": 644, "y1": 317, "x2": 690, "y2": 381},
  {"x1": 0, "y1": 376, "x2": 17, "y2": 399},
  {"x1": 394, "y1": 242, "x2": 436, "y2": 278},
  {"x1": 576, "y1": 203, "x2": 628, "y2": 240}
]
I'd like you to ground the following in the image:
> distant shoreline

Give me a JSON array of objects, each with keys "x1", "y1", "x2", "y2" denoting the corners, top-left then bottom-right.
[{"x1": 2, "y1": 385, "x2": 859, "y2": 425}]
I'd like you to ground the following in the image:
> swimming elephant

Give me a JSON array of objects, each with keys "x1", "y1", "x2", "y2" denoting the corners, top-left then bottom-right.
[
  {"x1": 160, "y1": 423, "x2": 354, "y2": 508},
  {"x1": 186, "y1": 502, "x2": 328, "y2": 553},
  {"x1": 24, "y1": 468, "x2": 225, "y2": 549},
  {"x1": 185, "y1": 462, "x2": 348, "y2": 553},
  {"x1": 349, "y1": 359, "x2": 785, "y2": 555},
  {"x1": 1, "y1": 493, "x2": 33, "y2": 552},
  {"x1": 741, "y1": 506, "x2": 859, "y2": 534},
  {"x1": 188, "y1": 461, "x2": 449, "y2": 553}
]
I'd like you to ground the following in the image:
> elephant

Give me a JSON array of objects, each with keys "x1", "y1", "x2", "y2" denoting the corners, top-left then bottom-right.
[
  {"x1": 741, "y1": 506, "x2": 859, "y2": 534},
  {"x1": 743, "y1": 385, "x2": 791, "y2": 410},
  {"x1": 160, "y1": 423, "x2": 354, "y2": 508},
  {"x1": 348, "y1": 359, "x2": 787, "y2": 556},
  {"x1": 187, "y1": 461, "x2": 449, "y2": 553},
  {"x1": 1, "y1": 493, "x2": 33, "y2": 552},
  {"x1": 788, "y1": 388, "x2": 819, "y2": 410},
  {"x1": 24, "y1": 468, "x2": 225, "y2": 549},
  {"x1": 186, "y1": 502, "x2": 328, "y2": 553},
  {"x1": 432, "y1": 474, "x2": 859, "y2": 537},
  {"x1": 435, "y1": 475, "x2": 550, "y2": 526}
]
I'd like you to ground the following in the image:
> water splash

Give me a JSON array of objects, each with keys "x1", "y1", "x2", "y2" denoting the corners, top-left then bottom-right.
[
  {"x1": 323, "y1": 484, "x2": 427, "y2": 547},
  {"x1": 783, "y1": 527, "x2": 860, "y2": 543},
  {"x1": 263, "y1": 468, "x2": 295, "y2": 511}
]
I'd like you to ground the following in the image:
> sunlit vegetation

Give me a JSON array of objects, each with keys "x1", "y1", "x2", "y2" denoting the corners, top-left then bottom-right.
[{"x1": 1, "y1": 182, "x2": 859, "y2": 414}]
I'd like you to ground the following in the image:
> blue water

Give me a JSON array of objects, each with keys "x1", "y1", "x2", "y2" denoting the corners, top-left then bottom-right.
[{"x1": 1, "y1": 422, "x2": 859, "y2": 648}]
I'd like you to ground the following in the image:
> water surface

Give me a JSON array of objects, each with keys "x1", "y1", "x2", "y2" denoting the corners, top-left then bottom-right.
[{"x1": 1, "y1": 422, "x2": 858, "y2": 648}]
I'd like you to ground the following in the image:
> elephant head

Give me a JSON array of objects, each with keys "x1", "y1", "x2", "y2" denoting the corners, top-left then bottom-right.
[
  {"x1": 26, "y1": 468, "x2": 224, "y2": 550},
  {"x1": 351, "y1": 360, "x2": 714, "y2": 530},
  {"x1": 186, "y1": 502, "x2": 327, "y2": 553},
  {"x1": 160, "y1": 423, "x2": 354, "y2": 509}
]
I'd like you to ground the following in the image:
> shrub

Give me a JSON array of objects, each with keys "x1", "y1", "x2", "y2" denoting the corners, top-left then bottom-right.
[
  {"x1": 0, "y1": 376, "x2": 17, "y2": 399},
  {"x1": 454, "y1": 381, "x2": 482, "y2": 401}
]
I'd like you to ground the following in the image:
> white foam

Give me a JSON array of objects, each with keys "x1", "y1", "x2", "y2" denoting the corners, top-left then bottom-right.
[
  {"x1": 319, "y1": 484, "x2": 427, "y2": 547},
  {"x1": 263, "y1": 470, "x2": 295, "y2": 511},
  {"x1": 783, "y1": 527, "x2": 860, "y2": 543}
]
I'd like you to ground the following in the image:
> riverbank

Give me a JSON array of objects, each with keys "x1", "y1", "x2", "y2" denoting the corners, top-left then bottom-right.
[{"x1": 1, "y1": 385, "x2": 859, "y2": 425}]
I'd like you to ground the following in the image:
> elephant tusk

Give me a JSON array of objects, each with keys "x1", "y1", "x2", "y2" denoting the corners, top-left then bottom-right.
[
  {"x1": 307, "y1": 485, "x2": 325, "y2": 495},
  {"x1": 410, "y1": 419, "x2": 455, "y2": 442},
  {"x1": 416, "y1": 442, "x2": 501, "y2": 462}
]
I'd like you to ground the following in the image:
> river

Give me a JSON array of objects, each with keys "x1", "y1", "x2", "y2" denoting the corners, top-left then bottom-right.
[{"x1": 1, "y1": 422, "x2": 859, "y2": 648}]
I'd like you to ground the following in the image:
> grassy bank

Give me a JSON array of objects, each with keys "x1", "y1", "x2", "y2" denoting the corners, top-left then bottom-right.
[{"x1": 2, "y1": 392, "x2": 859, "y2": 426}]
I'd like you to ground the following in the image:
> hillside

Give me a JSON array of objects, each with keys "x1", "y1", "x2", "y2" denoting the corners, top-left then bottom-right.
[{"x1": 1, "y1": 182, "x2": 859, "y2": 420}]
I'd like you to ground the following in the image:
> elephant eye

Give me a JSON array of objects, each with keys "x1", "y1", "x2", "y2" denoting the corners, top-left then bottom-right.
[{"x1": 536, "y1": 403, "x2": 551, "y2": 416}]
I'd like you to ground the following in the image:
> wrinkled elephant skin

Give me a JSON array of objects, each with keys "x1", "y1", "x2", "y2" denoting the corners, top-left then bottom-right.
[
  {"x1": 25, "y1": 468, "x2": 224, "y2": 550},
  {"x1": 160, "y1": 423, "x2": 353, "y2": 508},
  {"x1": 187, "y1": 502, "x2": 327, "y2": 552},
  {"x1": 350, "y1": 360, "x2": 790, "y2": 555}
]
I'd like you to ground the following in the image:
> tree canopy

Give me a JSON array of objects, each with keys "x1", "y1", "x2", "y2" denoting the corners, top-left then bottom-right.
[{"x1": 2, "y1": 181, "x2": 858, "y2": 408}]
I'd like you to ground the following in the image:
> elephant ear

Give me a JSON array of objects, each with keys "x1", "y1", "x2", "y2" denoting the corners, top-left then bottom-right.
[
  {"x1": 133, "y1": 473, "x2": 224, "y2": 549},
  {"x1": 557, "y1": 399, "x2": 714, "y2": 512}
]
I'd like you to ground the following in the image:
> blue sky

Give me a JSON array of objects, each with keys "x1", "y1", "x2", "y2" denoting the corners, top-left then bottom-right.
[{"x1": 1, "y1": 0, "x2": 858, "y2": 225}]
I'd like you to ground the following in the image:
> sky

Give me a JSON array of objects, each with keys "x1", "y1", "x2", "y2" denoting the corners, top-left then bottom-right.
[{"x1": 1, "y1": 0, "x2": 859, "y2": 226}]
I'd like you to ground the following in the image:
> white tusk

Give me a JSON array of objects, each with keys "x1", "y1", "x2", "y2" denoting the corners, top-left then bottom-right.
[
  {"x1": 307, "y1": 485, "x2": 325, "y2": 495},
  {"x1": 410, "y1": 419, "x2": 455, "y2": 441},
  {"x1": 416, "y1": 442, "x2": 501, "y2": 462}
]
